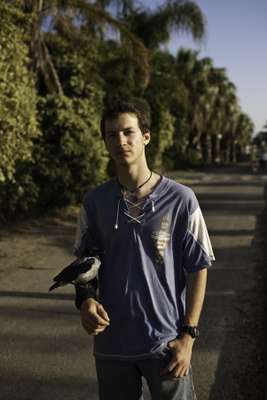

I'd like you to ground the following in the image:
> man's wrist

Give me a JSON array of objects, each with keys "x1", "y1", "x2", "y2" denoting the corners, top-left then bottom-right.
[
  {"x1": 75, "y1": 283, "x2": 97, "y2": 309},
  {"x1": 178, "y1": 332, "x2": 195, "y2": 349},
  {"x1": 80, "y1": 297, "x2": 95, "y2": 309},
  {"x1": 180, "y1": 325, "x2": 200, "y2": 339}
]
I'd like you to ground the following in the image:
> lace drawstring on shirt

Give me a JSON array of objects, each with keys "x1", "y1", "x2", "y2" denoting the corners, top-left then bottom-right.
[
  {"x1": 114, "y1": 194, "x2": 155, "y2": 230},
  {"x1": 114, "y1": 197, "x2": 122, "y2": 230}
]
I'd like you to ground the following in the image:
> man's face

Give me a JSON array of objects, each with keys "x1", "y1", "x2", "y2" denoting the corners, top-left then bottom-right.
[{"x1": 104, "y1": 113, "x2": 150, "y2": 166}]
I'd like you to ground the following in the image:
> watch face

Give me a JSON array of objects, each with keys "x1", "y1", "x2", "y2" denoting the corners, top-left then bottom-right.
[{"x1": 191, "y1": 327, "x2": 200, "y2": 338}]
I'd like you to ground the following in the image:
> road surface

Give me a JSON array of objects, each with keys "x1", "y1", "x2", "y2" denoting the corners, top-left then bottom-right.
[{"x1": 0, "y1": 165, "x2": 266, "y2": 400}]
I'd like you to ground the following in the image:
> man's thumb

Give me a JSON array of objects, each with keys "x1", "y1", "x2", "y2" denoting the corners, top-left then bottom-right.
[{"x1": 97, "y1": 304, "x2": 110, "y2": 322}]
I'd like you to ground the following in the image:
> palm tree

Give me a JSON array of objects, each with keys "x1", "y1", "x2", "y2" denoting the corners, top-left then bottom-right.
[
  {"x1": 127, "y1": 0, "x2": 206, "y2": 50},
  {"x1": 205, "y1": 68, "x2": 240, "y2": 164},
  {"x1": 95, "y1": 0, "x2": 135, "y2": 18},
  {"x1": 99, "y1": 0, "x2": 207, "y2": 111},
  {"x1": 175, "y1": 49, "x2": 214, "y2": 163},
  {"x1": 7, "y1": 0, "x2": 149, "y2": 94},
  {"x1": 234, "y1": 113, "x2": 254, "y2": 161},
  {"x1": 173, "y1": 50, "x2": 248, "y2": 166},
  {"x1": 220, "y1": 90, "x2": 240, "y2": 164}
]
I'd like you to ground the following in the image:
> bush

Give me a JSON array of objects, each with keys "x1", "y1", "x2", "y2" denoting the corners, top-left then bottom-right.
[
  {"x1": 148, "y1": 108, "x2": 175, "y2": 171},
  {"x1": 0, "y1": 3, "x2": 39, "y2": 217},
  {"x1": 33, "y1": 94, "x2": 108, "y2": 207}
]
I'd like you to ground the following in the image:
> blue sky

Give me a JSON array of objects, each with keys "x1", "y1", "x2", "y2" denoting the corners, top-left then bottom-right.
[{"x1": 139, "y1": 0, "x2": 267, "y2": 134}]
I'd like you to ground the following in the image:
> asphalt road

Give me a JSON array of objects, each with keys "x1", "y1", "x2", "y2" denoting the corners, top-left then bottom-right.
[{"x1": 0, "y1": 165, "x2": 266, "y2": 400}]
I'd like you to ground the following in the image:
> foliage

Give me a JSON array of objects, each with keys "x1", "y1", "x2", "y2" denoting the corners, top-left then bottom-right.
[
  {"x1": 12, "y1": 0, "x2": 150, "y2": 94},
  {"x1": 128, "y1": 0, "x2": 205, "y2": 50},
  {"x1": 0, "y1": 3, "x2": 39, "y2": 183},
  {"x1": 148, "y1": 108, "x2": 175, "y2": 171},
  {"x1": 31, "y1": 26, "x2": 110, "y2": 207},
  {"x1": 0, "y1": 0, "x2": 256, "y2": 218},
  {"x1": 168, "y1": 50, "x2": 254, "y2": 165},
  {"x1": 0, "y1": 2, "x2": 39, "y2": 216},
  {"x1": 0, "y1": 166, "x2": 40, "y2": 218},
  {"x1": 33, "y1": 93, "x2": 108, "y2": 207}
]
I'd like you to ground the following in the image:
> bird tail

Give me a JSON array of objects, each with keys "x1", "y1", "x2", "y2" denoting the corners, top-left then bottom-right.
[{"x1": 49, "y1": 282, "x2": 60, "y2": 292}]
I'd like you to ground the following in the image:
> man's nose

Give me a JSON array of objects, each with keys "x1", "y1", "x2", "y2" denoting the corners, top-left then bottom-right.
[{"x1": 117, "y1": 132, "x2": 127, "y2": 146}]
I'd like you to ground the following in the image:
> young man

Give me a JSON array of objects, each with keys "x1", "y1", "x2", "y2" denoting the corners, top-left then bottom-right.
[{"x1": 74, "y1": 101, "x2": 215, "y2": 400}]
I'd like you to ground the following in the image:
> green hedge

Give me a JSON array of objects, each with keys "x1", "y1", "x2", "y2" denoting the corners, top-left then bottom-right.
[
  {"x1": 0, "y1": 3, "x2": 39, "y2": 217},
  {"x1": 33, "y1": 94, "x2": 109, "y2": 207}
]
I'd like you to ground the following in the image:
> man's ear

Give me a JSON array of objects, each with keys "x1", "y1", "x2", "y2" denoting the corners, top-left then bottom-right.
[{"x1": 143, "y1": 132, "x2": 150, "y2": 145}]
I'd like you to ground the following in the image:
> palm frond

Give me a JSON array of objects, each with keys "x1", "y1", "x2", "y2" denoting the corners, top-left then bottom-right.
[{"x1": 15, "y1": 0, "x2": 150, "y2": 92}]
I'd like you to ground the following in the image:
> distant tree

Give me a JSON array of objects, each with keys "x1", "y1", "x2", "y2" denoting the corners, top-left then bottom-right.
[
  {"x1": 216, "y1": 79, "x2": 240, "y2": 164},
  {"x1": 234, "y1": 113, "x2": 254, "y2": 161},
  {"x1": 174, "y1": 49, "x2": 208, "y2": 164},
  {"x1": 253, "y1": 123, "x2": 267, "y2": 146},
  {"x1": 172, "y1": 50, "x2": 253, "y2": 165},
  {"x1": 144, "y1": 50, "x2": 180, "y2": 169}
]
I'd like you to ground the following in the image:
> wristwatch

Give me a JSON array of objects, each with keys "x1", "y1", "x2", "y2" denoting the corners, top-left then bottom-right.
[{"x1": 181, "y1": 325, "x2": 200, "y2": 339}]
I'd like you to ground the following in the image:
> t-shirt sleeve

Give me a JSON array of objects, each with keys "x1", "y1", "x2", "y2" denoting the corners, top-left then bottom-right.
[
  {"x1": 74, "y1": 196, "x2": 99, "y2": 257},
  {"x1": 73, "y1": 194, "x2": 100, "y2": 308},
  {"x1": 182, "y1": 191, "x2": 215, "y2": 272}
]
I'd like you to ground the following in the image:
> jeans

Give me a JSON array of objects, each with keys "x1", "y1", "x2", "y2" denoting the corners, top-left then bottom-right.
[{"x1": 95, "y1": 351, "x2": 197, "y2": 400}]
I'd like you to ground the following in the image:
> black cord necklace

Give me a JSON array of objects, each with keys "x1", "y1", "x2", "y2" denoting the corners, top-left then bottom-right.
[{"x1": 119, "y1": 170, "x2": 153, "y2": 193}]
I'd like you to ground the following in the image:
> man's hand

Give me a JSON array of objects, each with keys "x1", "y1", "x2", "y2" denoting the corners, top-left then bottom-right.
[
  {"x1": 80, "y1": 298, "x2": 110, "y2": 335},
  {"x1": 161, "y1": 334, "x2": 194, "y2": 378}
]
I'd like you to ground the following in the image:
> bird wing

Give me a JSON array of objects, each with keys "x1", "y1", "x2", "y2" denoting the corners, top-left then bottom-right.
[{"x1": 49, "y1": 257, "x2": 98, "y2": 291}]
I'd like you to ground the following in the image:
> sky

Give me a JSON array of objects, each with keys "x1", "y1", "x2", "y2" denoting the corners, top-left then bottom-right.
[{"x1": 140, "y1": 0, "x2": 267, "y2": 135}]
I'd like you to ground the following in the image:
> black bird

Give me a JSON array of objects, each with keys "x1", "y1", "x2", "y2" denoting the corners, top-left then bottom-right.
[{"x1": 49, "y1": 256, "x2": 101, "y2": 291}]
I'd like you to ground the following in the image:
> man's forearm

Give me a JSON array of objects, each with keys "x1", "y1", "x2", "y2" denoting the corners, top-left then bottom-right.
[
  {"x1": 163, "y1": 268, "x2": 208, "y2": 378},
  {"x1": 75, "y1": 277, "x2": 98, "y2": 309},
  {"x1": 184, "y1": 268, "x2": 208, "y2": 326}
]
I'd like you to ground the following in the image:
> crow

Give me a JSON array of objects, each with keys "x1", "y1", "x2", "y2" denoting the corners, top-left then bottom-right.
[{"x1": 49, "y1": 256, "x2": 101, "y2": 292}]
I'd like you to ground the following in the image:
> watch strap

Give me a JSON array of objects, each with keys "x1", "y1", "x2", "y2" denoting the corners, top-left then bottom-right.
[{"x1": 181, "y1": 325, "x2": 200, "y2": 338}]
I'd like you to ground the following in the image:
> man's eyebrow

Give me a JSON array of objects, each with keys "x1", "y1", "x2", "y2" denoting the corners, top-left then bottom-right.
[
  {"x1": 106, "y1": 127, "x2": 135, "y2": 134},
  {"x1": 105, "y1": 129, "x2": 119, "y2": 136}
]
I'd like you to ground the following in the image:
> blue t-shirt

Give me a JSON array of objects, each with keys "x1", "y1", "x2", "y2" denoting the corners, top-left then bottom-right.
[{"x1": 74, "y1": 176, "x2": 215, "y2": 359}]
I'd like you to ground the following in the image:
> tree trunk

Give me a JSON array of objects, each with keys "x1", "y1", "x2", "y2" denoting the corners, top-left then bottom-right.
[
  {"x1": 230, "y1": 141, "x2": 237, "y2": 163},
  {"x1": 211, "y1": 134, "x2": 222, "y2": 164},
  {"x1": 201, "y1": 133, "x2": 212, "y2": 165}
]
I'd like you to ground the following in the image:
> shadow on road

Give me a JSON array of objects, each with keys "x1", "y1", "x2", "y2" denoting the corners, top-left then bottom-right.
[
  {"x1": 0, "y1": 372, "x2": 98, "y2": 400},
  {"x1": 195, "y1": 180, "x2": 267, "y2": 400},
  {"x1": 0, "y1": 290, "x2": 74, "y2": 301},
  {"x1": 1, "y1": 164, "x2": 266, "y2": 400}
]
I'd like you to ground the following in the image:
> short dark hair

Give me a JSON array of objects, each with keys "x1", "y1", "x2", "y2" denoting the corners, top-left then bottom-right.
[{"x1": 100, "y1": 100, "x2": 151, "y2": 139}]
